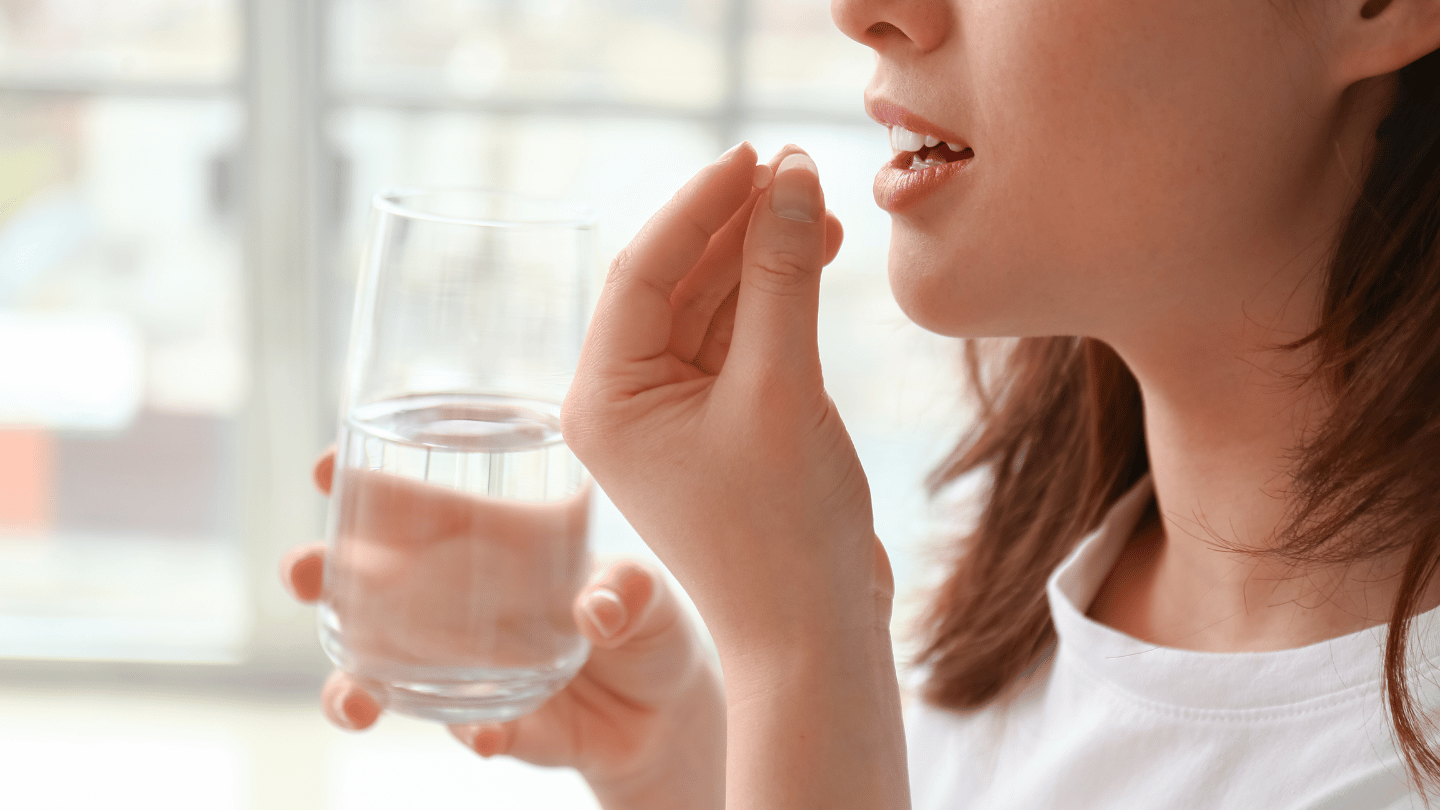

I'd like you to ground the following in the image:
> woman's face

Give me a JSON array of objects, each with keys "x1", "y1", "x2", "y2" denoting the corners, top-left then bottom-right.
[{"x1": 832, "y1": 0, "x2": 1362, "y2": 346}]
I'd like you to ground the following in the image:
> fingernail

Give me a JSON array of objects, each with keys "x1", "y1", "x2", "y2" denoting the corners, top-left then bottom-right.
[
  {"x1": 290, "y1": 550, "x2": 325, "y2": 601},
  {"x1": 339, "y1": 688, "x2": 379, "y2": 731},
  {"x1": 718, "y1": 141, "x2": 750, "y2": 163},
  {"x1": 473, "y1": 726, "x2": 504, "y2": 758},
  {"x1": 327, "y1": 684, "x2": 359, "y2": 730},
  {"x1": 752, "y1": 164, "x2": 774, "y2": 190},
  {"x1": 769, "y1": 152, "x2": 820, "y2": 223},
  {"x1": 582, "y1": 587, "x2": 627, "y2": 639}
]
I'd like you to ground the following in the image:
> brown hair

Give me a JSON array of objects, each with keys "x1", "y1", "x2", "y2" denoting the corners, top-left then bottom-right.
[{"x1": 915, "y1": 46, "x2": 1440, "y2": 790}]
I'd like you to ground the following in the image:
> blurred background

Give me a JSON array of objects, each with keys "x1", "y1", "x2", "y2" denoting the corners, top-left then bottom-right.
[{"x1": 0, "y1": 0, "x2": 973, "y2": 806}]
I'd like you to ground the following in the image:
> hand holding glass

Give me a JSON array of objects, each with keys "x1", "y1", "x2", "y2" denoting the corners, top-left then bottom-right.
[{"x1": 320, "y1": 190, "x2": 596, "y2": 724}]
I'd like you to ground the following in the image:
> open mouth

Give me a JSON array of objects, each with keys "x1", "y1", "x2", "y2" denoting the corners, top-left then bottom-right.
[
  {"x1": 869, "y1": 103, "x2": 978, "y2": 211},
  {"x1": 889, "y1": 125, "x2": 974, "y2": 170}
]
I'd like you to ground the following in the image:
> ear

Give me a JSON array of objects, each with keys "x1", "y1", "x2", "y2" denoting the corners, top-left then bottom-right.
[{"x1": 1330, "y1": 0, "x2": 1440, "y2": 84}]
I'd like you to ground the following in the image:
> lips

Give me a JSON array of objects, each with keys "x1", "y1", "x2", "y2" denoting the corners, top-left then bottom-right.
[
  {"x1": 873, "y1": 152, "x2": 974, "y2": 213},
  {"x1": 867, "y1": 98, "x2": 975, "y2": 212}
]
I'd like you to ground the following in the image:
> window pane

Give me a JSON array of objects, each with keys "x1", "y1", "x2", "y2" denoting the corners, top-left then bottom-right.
[
  {"x1": 745, "y1": 0, "x2": 872, "y2": 115},
  {"x1": 0, "y1": 95, "x2": 248, "y2": 661},
  {"x1": 334, "y1": 108, "x2": 717, "y2": 254},
  {"x1": 330, "y1": 0, "x2": 728, "y2": 109},
  {"x1": 0, "y1": 0, "x2": 239, "y2": 83}
]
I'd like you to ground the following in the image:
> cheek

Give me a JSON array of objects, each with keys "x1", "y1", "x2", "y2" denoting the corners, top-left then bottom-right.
[{"x1": 887, "y1": 0, "x2": 1313, "y2": 339}]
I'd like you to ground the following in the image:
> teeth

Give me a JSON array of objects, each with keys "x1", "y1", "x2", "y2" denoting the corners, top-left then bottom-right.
[
  {"x1": 908, "y1": 154, "x2": 950, "y2": 171},
  {"x1": 890, "y1": 126, "x2": 925, "y2": 153},
  {"x1": 891, "y1": 125, "x2": 973, "y2": 159}
]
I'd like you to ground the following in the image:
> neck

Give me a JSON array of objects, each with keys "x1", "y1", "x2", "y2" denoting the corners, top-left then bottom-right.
[
  {"x1": 1081, "y1": 72, "x2": 1440, "y2": 652},
  {"x1": 1090, "y1": 299, "x2": 1440, "y2": 652}
]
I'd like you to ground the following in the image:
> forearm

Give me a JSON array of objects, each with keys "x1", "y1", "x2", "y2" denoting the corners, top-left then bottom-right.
[
  {"x1": 720, "y1": 623, "x2": 910, "y2": 810},
  {"x1": 587, "y1": 660, "x2": 728, "y2": 810}
]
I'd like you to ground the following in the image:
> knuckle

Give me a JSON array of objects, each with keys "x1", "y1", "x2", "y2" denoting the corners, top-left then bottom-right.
[
  {"x1": 675, "y1": 282, "x2": 726, "y2": 320},
  {"x1": 560, "y1": 422, "x2": 604, "y2": 465},
  {"x1": 609, "y1": 558, "x2": 654, "y2": 590},
  {"x1": 559, "y1": 395, "x2": 599, "y2": 451},
  {"x1": 747, "y1": 248, "x2": 816, "y2": 297},
  {"x1": 558, "y1": 394, "x2": 582, "y2": 434},
  {"x1": 609, "y1": 560, "x2": 660, "y2": 613},
  {"x1": 607, "y1": 244, "x2": 638, "y2": 281}
]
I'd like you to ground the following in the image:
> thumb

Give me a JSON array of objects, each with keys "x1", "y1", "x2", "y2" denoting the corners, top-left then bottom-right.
[
  {"x1": 570, "y1": 560, "x2": 708, "y2": 709},
  {"x1": 728, "y1": 149, "x2": 827, "y2": 380}
]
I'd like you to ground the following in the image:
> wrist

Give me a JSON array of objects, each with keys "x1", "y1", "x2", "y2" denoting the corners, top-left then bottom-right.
[
  {"x1": 719, "y1": 623, "x2": 909, "y2": 810},
  {"x1": 718, "y1": 614, "x2": 897, "y2": 703},
  {"x1": 701, "y1": 531, "x2": 896, "y2": 662}
]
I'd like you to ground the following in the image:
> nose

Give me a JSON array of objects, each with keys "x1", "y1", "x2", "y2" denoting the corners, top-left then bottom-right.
[{"x1": 831, "y1": 0, "x2": 951, "y2": 54}]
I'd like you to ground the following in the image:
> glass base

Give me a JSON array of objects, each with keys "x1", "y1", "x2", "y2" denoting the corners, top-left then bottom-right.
[
  {"x1": 319, "y1": 622, "x2": 592, "y2": 725},
  {"x1": 380, "y1": 665, "x2": 583, "y2": 724}
]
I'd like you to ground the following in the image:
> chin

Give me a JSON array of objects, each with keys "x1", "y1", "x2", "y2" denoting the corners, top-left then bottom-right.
[
  {"x1": 889, "y1": 276, "x2": 959, "y2": 337},
  {"x1": 885, "y1": 233, "x2": 986, "y2": 339},
  {"x1": 885, "y1": 221, "x2": 1081, "y2": 340}
]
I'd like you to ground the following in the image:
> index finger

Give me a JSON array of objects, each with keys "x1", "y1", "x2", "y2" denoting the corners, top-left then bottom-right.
[{"x1": 587, "y1": 142, "x2": 758, "y2": 366}]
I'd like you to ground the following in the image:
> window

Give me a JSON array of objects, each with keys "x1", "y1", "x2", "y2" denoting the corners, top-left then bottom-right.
[{"x1": 0, "y1": 0, "x2": 247, "y2": 662}]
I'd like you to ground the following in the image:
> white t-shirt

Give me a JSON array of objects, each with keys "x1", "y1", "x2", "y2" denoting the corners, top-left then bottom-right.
[{"x1": 904, "y1": 472, "x2": 1440, "y2": 809}]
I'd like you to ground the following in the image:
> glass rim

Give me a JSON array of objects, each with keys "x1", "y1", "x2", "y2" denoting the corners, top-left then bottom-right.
[{"x1": 373, "y1": 187, "x2": 598, "y2": 229}]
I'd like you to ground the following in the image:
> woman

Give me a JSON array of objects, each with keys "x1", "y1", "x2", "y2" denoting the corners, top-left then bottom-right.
[{"x1": 283, "y1": 0, "x2": 1440, "y2": 806}]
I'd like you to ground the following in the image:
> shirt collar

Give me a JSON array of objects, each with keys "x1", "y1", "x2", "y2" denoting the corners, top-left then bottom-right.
[{"x1": 1045, "y1": 472, "x2": 1440, "y2": 711}]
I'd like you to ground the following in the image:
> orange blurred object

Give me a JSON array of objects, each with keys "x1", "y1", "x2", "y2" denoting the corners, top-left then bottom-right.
[{"x1": 0, "y1": 428, "x2": 53, "y2": 532}]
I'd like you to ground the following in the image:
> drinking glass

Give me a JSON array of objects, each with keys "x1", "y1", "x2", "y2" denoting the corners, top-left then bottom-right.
[{"x1": 320, "y1": 189, "x2": 597, "y2": 724}]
